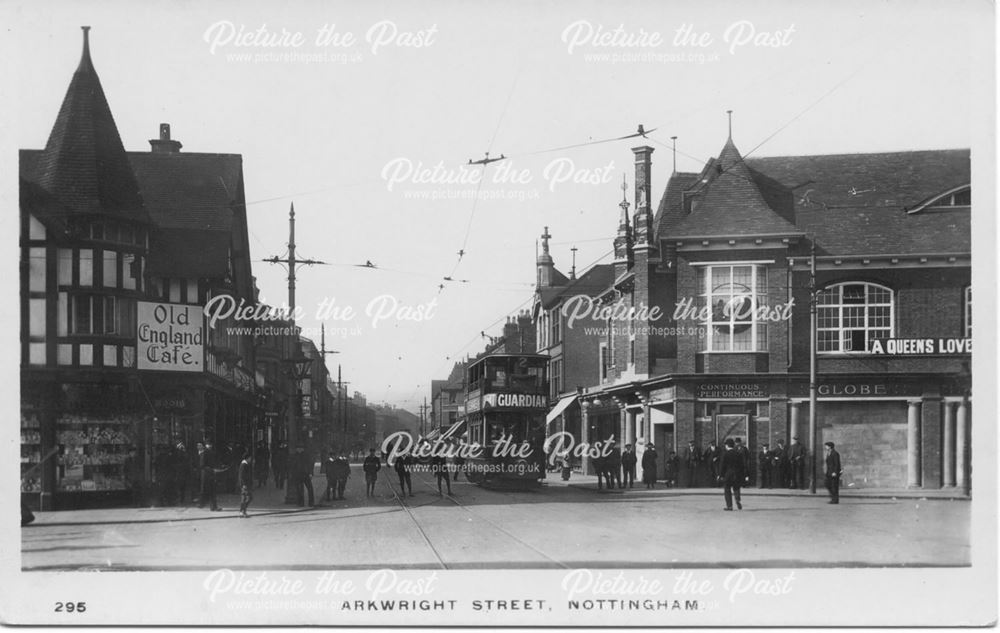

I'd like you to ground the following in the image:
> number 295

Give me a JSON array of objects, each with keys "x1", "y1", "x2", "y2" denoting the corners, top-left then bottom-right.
[{"x1": 55, "y1": 602, "x2": 86, "y2": 613}]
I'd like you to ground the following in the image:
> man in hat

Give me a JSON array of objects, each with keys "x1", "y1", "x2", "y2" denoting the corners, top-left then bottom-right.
[
  {"x1": 824, "y1": 441, "x2": 843, "y2": 504},
  {"x1": 758, "y1": 443, "x2": 772, "y2": 489},
  {"x1": 289, "y1": 446, "x2": 315, "y2": 507},
  {"x1": 720, "y1": 438, "x2": 748, "y2": 511},
  {"x1": 734, "y1": 437, "x2": 752, "y2": 487},
  {"x1": 621, "y1": 443, "x2": 637, "y2": 489},
  {"x1": 681, "y1": 440, "x2": 701, "y2": 487},
  {"x1": 363, "y1": 448, "x2": 381, "y2": 497},
  {"x1": 788, "y1": 436, "x2": 807, "y2": 489},
  {"x1": 704, "y1": 440, "x2": 722, "y2": 487},
  {"x1": 772, "y1": 439, "x2": 789, "y2": 488}
]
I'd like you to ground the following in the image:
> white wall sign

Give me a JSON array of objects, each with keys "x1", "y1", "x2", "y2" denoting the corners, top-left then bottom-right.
[{"x1": 137, "y1": 301, "x2": 204, "y2": 372}]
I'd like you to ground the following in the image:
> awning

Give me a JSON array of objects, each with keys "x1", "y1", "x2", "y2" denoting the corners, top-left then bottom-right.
[
  {"x1": 424, "y1": 428, "x2": 442, "y2": 441},
  {"x1": 546, "y1": 395, "x2": 578, "y2": 424},
  {"x1": 441, "y1": 419, "x2": 467, "y2": 440}
]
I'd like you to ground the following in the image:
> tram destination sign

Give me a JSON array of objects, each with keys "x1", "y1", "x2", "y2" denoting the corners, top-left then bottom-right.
[
  {"x1": 870, "y1": 338, "x2": 972, "y2": 355},
  {"x1": 482, "y1": 393, "x2": 548, "y2": 410}
]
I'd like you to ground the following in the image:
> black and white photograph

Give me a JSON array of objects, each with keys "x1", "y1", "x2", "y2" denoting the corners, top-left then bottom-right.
[{"x1": 1, "y1": 0, "x2": 996, "y2": 627}]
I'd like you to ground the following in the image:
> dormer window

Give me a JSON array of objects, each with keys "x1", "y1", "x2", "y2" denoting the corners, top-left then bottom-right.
[{"x1": 907, "y1": 185, "x2": 971, "y2": 213}]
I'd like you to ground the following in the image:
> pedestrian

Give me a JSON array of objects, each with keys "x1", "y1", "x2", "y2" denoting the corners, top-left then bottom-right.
[
  {"x1": 171, "y1": 442, "x2": 190, "y2": 505},
  {"x1": 125, "y1": 447, "x2": 144, "y2": 507},
  {"x1": 824, "y1": 441, "x2": 842, "y2": 504},
  {"x1": 394, "y1": 453, "x2": 414, "y2": 497},
  {"x1": 664, "y1": 451, "x2": 679, "y2": 488},
  {"x1": 254, "y1": 440, "x2": 270, "y2": 488},
  {"x1": 238, "y1": 452, "x2": 253, "y2": 518},
  {"x1": 703, "y1": 440, "x2": 722, "y2": 487},
  {"x1": 431, "y1": 452, "x2": 452, "y2": 496},
  {"x1": 272, "y1": 442, "x2": 288, "y2": 490},
  {"x1": 198, "y1": 442, "x2": 221, "y2": 511},
  {"x1": 734, "y1": 437, "x2": 752, "y2": 487},
  {"x1": 363, "y1": 448, "x2": 381, "y2": 497},
  {"x1": 593, "y1": 449, "x2": 608, "y2": 490},
  {"x1": 289, "y1": 445, "x2": 315, "y2": 507},
  {"x1": 720, "y1": 438, "x2": 748, "y2": 511},
  {"x1": 788, "y1": 436, "x2": 806, "y2": 489},
  {"x1": 758, "y1": 443, "x2": 771, "y2": 489},
  {"x1": 321, "y1": 451, "x2": 337, "y2": 501},
  {"x1": 681, "y1": 440, "x2": 700, "y2": 487},
  {"x1": 607, "y1": 440, "x2": 623, "y2": 489},
  {"x1": 452, "y1": 447, "x2": 465, "y2": 482},
  {"x1": 641, "y1": 441, "x2": 658, "y2": 489},
  {"x1": 773, "y1": 439, "x2": 789, "y2": 488},
  {"x1": 621, "y1": 443, "x2": 637, "y2": 488},
  {"x1": 559, "y1": 450, "x2": 572, "y2": 481},
  {"x1": 332, "y1": 452, "x2": 351, "y2": 500}
]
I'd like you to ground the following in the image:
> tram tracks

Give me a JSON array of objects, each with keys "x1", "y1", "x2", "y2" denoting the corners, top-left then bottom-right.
[{"x1": 381, "y1": 470, "x2": 568, "y2": 569}]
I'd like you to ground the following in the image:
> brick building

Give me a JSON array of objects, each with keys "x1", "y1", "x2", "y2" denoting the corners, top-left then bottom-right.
[{"x1": 577, "y1": 134, "x2": 970, "y2": 491}]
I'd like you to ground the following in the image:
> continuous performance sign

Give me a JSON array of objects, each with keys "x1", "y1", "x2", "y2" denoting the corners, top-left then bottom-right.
[
  {"x1": 870, "y1": 338, "x2": 972, "y2": 355},
  {"x1": 696, "y1": 383, "x2": 767, "y2": 399}
]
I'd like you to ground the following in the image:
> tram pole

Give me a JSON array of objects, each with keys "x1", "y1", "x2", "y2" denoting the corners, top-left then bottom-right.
[{"x1": 809, "y1": 240, "x2": 818, "y2": 494}]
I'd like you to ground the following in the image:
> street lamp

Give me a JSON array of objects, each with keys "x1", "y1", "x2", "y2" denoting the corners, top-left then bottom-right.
[{"x1": 283, "y1": 353, "x2": 313, "y2": 504}]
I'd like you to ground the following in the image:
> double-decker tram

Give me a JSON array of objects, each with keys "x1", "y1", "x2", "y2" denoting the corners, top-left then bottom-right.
[{"x1": 463, "y1": 353, "x2": 549, "y2": 489}]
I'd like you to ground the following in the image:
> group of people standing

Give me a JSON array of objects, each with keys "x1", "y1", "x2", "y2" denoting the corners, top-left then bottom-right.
[{"x1": 588, "y1": 441, "x2": 660, "y2": 490}]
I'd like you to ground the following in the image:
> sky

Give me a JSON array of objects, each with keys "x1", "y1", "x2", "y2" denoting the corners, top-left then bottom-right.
[{"x1": 3, "y1": 0, "x2": 993, "y2": 414}]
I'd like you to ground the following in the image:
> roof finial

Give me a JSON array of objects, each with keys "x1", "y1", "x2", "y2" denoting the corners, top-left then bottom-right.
[
  {"x1": 570, "y1": 246, "x2": 578, "y2": 280},
  {"x1": 726, "y1": 110, "x2": 733, "y2": 140},
  {"x1": 670, "y1": 136, "x2": 678, "y2": 175},
  {"x1": 620, "y1": 173, "x2": 628, "y2": 203},
  {"x1": 80, "y1": 26, "x2": 92, "y2": 66}
]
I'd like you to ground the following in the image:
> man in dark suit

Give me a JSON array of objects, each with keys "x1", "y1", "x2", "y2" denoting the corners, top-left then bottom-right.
[
  {"x1": 621, "y1": 443, "x2": 638, "y2": 488},
  {"x1": 758, "y1": 443, "x2": 771, "y2": 488},
  {"x1": 704, "y1": 440, "x2": 722, "y2": 487},
  {"x1": 734, "y1": 437, "x2": 752, "y2": 486},
  {"x1": 772, "y1": 440, "x2": 789, "y2": 488},
  {"x1": 720, "y1": 438, "x2": 748, "y2": 511},
  {"x1": 824, "y1": 441, "x2": 842, "y2": 504},
  {"x1": 681, "y1": 441, "x2": 701, "y2": 487},
  {"x1": 788, "y1": 437, "x2": 807, "y2": 489}
]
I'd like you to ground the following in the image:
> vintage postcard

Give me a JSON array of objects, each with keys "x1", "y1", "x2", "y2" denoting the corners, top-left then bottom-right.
[{"x1": 0, "y1": 0, "x2": 996, "y2": 627}]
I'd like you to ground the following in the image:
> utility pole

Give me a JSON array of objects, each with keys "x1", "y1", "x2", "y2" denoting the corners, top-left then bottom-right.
[
  {"x1": 808, "y1": 239, "x2": 818, "y2": 494},
  {"x1": 319, "y1": 324, "x2": 339, "y2": 452},
  {"x1": 262, "y1": 203, "x2": 326, "y2": 503}
]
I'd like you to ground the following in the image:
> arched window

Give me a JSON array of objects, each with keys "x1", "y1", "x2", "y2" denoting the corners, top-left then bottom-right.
[{"x1": 817, "y1": 282, "x2": 893, "y2": 353}]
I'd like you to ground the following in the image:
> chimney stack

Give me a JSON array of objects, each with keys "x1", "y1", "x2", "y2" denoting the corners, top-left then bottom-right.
[
  {"x1": 632, "y1": 145, "x2": 654, "y2": 249},
  {"x1": 149, "y1": 123, "x2": 182, "y2": 153}
]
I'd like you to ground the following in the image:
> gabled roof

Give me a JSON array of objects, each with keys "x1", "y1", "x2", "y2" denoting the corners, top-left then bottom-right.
[
  {"x1": 652, "y1": 171, "x2": 700, "y2": 239},
  {"x1": 557, "y1": 264, "x2": 613, "y2": 299},
  {"x1": 670, "y1": 138, "x2": 804, "y2": 238},
  {"x1": 32, "y1": 29, "x2": 148, "y2": 222}
]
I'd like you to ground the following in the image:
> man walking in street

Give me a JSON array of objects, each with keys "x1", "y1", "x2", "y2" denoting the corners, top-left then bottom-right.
[
  {"x1": 431, "y1": 452, "x2": 452, "y2": 496},
  {"x1": 621, "y1": 443, "x2": 637, "y2": 489},
  {"x1": 824, "y1": 441, "x2": 842, "y2": 504},
  {"x1": 289, "y1": 446, "x2": 315, "y2": 507},
  {"x1": 238, "y1": 451, "x2": 253, "y2": 518},
  {"x1": 720, "y1": 438, "x2": 748, "y2": 511},
  {"x1": 332, "y1": 452, "x2": 351, "y2": 500},
  {"x1": 788, "y1": 437, "x2": 807, "y2": 489},
  {"x1": 394, "y1": 453, "x2": 414, "y2": 497},
  {"x1": 363, "y1": 448, "x2": 381, "y2": 497},
  {"x1": 321, "y1": 451, "x2": 337, "y2": 502}
]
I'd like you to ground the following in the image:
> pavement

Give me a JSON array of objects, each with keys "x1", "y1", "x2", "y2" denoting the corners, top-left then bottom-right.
[
  {"x1": 20, "y1": 465, "x2": 971, "y2": 570},
  {"x1": 22, "y1": 466, "x2": 970, "y2": 527},
  {"x1": 546, "y1": 472, "x2": 973, "y2": 500}
]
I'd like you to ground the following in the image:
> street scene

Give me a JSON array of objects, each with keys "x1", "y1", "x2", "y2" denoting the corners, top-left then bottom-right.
[
  {"x1": 7, "y1": 0, "x2": 994, "y2": 627},
  {"x1": 21, "y1": 465, "x2": 970, "y2": 571}
]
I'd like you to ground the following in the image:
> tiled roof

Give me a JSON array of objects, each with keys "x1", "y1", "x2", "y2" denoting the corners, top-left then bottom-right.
[
  {"x1": 20, "y1": 176, "x2": 70, "y2": 237},
  {"x1": 127, "y1": 152, "x2": 241, "y2": 231},
  {"x1": 745, "y1": 150, "x2": 970, "y2": 255},
  {"x1": 652, "y1": 141, "x2": 970, "y2": 256},
  {"x1": 558, "y1": 264, "x2": 613, "y2": 298},
  {"x1": 670, "y1": 139, "x2": 803, "y2": 238},
  {"x1": 146, "y1": 228, "x2": 231, "y2": 278},
  {"x1": 32, "y1": 31, "x2": 148, "y2": 222}
]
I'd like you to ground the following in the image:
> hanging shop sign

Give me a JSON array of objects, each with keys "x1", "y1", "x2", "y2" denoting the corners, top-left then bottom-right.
[{"x1": 137, "y1": 301, "x2": 205, "y2": 372}]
